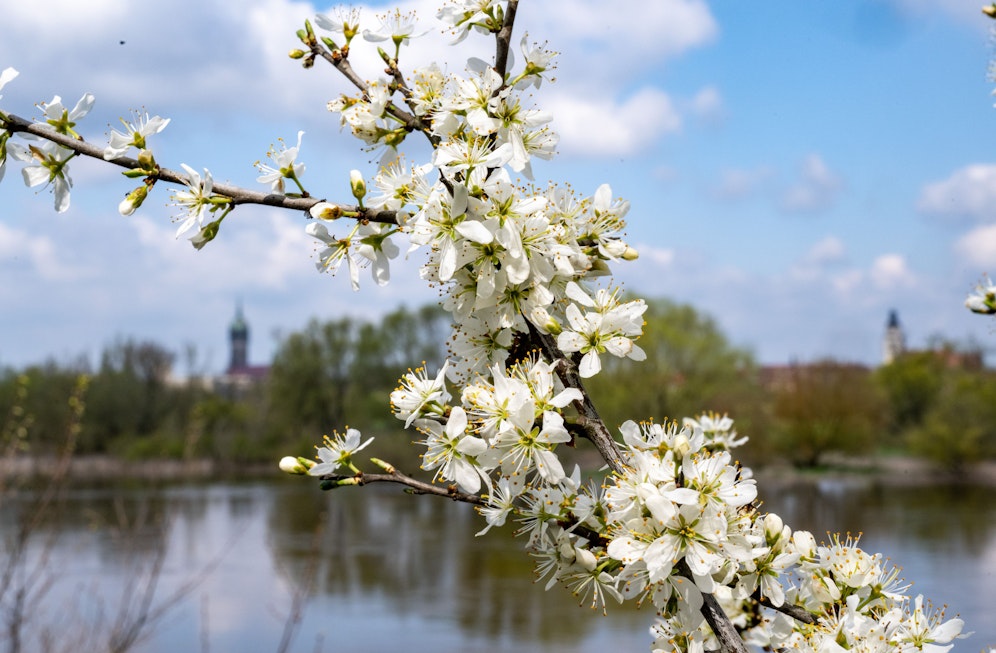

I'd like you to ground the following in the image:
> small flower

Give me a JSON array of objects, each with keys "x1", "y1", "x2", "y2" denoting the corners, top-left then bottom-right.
[
  {"x1": 391, "y1": 361, "x2": 451, "y2": 427},
  {"x1": 171, "y1": 164, "x2": 217, "y2": 238},
  {"x1": 104, "y1": 111, "x2": 170, "y2": 160},
  {"x1": 38, "y1": 93, "x2": 95, "y2": 139},
  {"x1": 418, "y1": 407, "x2": 490, "y2": 493},
  {"x1": 307, "y1": 221, "x2": 362, "y2": 290},
  {"x1": 966, "y1": 275, "x2": 996, "y2": 315},
  {"x1": 362, "y1": 9, "x2": 428, "y2": 58},
  {"x1": 255, "y1": 131, "x2": 305, "y2": 195},
  {"x1": 308, "y1": 428, "x2": 374, "y2": 477},
  {"x1": 0, "y1": 67, "x2": 19, "y2": 182},
  {"x1": 7, "y1": 140, "x2": 75, "y2": 212},
  {"x1": 314, "y1": 7, "x2": 361, "y2": 44}
]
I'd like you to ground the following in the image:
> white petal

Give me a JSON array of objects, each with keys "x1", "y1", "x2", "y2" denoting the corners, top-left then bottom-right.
[
  {"x1": 455, "y1": 219, "x2": 494, "y2": 244},
  {"x1": 578, "y1": 351, "x2": 601, "y2": 378}
]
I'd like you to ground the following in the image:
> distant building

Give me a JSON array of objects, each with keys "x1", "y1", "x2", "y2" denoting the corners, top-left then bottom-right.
[
  {"x1": 882, "y1": 309, "x2": 906, "y2": 365},
  {"x1": 216, "y1": 303, "x2": 269, "y2": 396}
]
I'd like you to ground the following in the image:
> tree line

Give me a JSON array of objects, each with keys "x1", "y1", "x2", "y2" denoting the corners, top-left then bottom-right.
[{"x1": 2, "y1": 300, "x2": 993, "y2": 471}]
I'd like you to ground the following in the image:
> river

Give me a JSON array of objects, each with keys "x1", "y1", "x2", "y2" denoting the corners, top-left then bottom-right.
[{"x1": 1, "y1": 474, "x2": 993, "y2": 652}]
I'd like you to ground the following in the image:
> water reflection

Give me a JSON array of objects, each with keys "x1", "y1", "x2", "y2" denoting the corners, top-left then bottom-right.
[{"x1": 1, "y1": 477, "x2": 994, "y2": 652}]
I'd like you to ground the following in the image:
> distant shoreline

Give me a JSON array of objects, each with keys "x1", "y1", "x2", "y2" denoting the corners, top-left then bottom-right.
[
  {"x1": 3, "y1": 452, "x2": 995, "y2": 486},
  {"x1": 0, "y1": 454, "x2": 278, "y2": 482}
]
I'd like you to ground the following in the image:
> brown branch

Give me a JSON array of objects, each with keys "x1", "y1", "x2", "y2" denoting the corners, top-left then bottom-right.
[
  {"x1": 317, "y1": 468, "x2": 487, "y2": 506},
  {"x1": 494, "y1": 0, "x2": 519, "y2": 80},
  {"x1": 310, "y1": 43, "x2": 434, "y2": 143},
  {"x1": 753, "y1": 590, "x2": 818, "y2": 625},
  {"x1": 1, "y1": 113, "x2": 402, "y2": 225},
  {"x1": 675, "y1": 561, "x2": 750, "y2": 653},
  {"x1": 525, "y1": 322, "x2": 626, "y2": 475}
]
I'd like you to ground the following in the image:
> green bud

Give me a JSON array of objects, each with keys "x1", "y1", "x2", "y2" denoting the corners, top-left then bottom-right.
[
  {"x1": 118, "y1": 185, "x2": 148, "y2": 216},
  {"x1": 279, "y1": 456, "x2": 316, "y2": 475},
  {"x1": 377, "y1": 47, "x2": 391, "y2": 65},
  {"x1": 136, "y1": 148, "x2": 156, "y2": 172},
  {"x1": 190, "y1": 217, "x2": 223, "y2": 250},
  {"x1": 289, "y1": 49, "x2": 306, "y2": 59},
  {"x1": 370, "y1": 457, "x2": 396, "y2": 473},
  {"x1": 321, "y1": 36, "x2": 339, "y2": 51},
  {"x1": 296, "y1": 28, "x2": 308, "y2": 43},
  {"x1": 349, "y1": 170, "x2": 366, "y2": 202},
  {"x1": 310, "y1": 201, "x2": 342, "y2": 220}
]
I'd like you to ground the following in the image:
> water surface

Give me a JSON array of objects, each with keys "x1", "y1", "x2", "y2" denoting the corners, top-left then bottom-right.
[{"x1": 2, "y1": 475, "x2": 993, "y2": 652}]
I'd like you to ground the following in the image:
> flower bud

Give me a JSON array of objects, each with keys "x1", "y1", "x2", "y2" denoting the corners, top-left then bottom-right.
[
  {"x1": 529, "y1": 306, "x2": 561, "y2": 335},
  {"x1": 289, "y1": 49, "x2": 307, "y2": 59},
  {"x1": 190, "y1": 218, "x2": 222, "y2": 250},
  {"x1": 118, "y1": 185, "x2": 148, "y2": 216},
  {"x1": 621, "y1": 246, "x2": 639, "y2": 261},
  {"x1": 349, "y1": 169, "x2": 366, "y2": 202},
  {"x1": 136, "y1": 149, "x2": 157, "y2": 173},
  {"x1": 279, "y1": 456, "x2": 316, "y2": 475},
  {"x1": 309, "y1": 201, "x2": 342, "y2": 220},
  {"x1": 672, "y1": 433, "x2": 691, "y2": 459},
  {"x1": 763, "y1": 512, "x2": 784, "y2": 545}
]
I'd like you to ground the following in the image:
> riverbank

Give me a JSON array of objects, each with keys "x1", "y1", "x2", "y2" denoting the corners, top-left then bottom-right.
[
  {"x1": 0, "y1": 454, "x2": 277, "y2": 482},
  {"x1": 3, "y1": 452, "x2": 996, "y2": 486},
  {"x1": 753, "y1": 453, "x2": 996, "y2": 488}
]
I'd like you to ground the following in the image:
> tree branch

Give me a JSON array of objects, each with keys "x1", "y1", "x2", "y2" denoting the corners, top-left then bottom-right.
[
  {"x1": 1, "y1": 114, "x2": 402, "y2": 225},
  {"x1": 525, "y1": 322, "x2": 627, "y2": 475},
  {"x1": 752, "y1": 590, "x2": 818, "y2": 625},
  {"x1": 494, "y1": 0, "x2": 519, "y2": 79},
  {"x1": 316, "y1": 467, "x2": 487, "y2": 506},
  {"x1": 310, "y1": 43, "x2": 435, "y2": 143}
]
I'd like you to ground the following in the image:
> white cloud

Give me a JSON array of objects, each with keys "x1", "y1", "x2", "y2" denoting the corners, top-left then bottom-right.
[
  {"x1": 917, "y1": 164, "x2": 996, "y2": 221},
  {"x1": 635, "y1": 244, "x2": 677, "y2": 268},
  {"x1": 712, "y1": 166, "x2": 773, "y2": 201},
  {"x1": 547, "y1": 87, "x2": 681, "y2": 157},
  {"x1": 870, "y1": 254, "x2": 914, "y2": 290},
  {"x1": 807, "y1": 236, "x2": 846, "y2": 265},
  {"x1": 955, "y1": 223, "x2": 996, "y2": 268},
  {"x1": 688, "y1": 85, "x2": 724, "y2": 122},
  {"x1": 889, "y1": 0, "x2": 986, "y2": 26},
  {"x1": 780, "y1": 154, "x2": 843, "y2": 214},
  {"x1": 0, "y1": 222, "x2": 90, "y2": 281}
]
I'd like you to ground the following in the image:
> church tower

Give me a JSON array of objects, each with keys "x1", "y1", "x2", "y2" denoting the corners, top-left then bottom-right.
[
  {"x1": 882, "y1": 309, "x2": 905, "y2": 365},
  {"x1": 228, "y1": 302, "x2": 249, "y2": 372}
]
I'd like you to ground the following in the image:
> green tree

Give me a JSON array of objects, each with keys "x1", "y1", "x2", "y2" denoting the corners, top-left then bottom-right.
[
  {"x1": 82, "y1": 338, "x2": 176, "y2": 451},
  {"x1": 264, "y1": 305, "x2": 449, "y2": 446},
  {"x1": 770, "y1": 360, "x2": 883, "y2": 468},
  {"x1": 586, "y1": 298, "x2": 764, "y2": 437},
  {"x1": 874, "y1": 350, "x2": 946, "y2": 441},
  {"x1": 907, "y1": 369, "x2": 996, "y2": 472}
]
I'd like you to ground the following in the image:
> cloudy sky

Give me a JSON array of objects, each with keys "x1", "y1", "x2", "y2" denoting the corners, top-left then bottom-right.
[{"x1": 2, "y1": 0, "x2": 995, "y2": 374}]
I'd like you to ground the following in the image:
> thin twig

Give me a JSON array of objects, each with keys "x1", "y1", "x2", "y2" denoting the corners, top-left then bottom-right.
[
  {"x1": 494, "y1": 0, "x2": 519, "y2": 80},
  {"x1": 525, "y1": 322, "x2": 627, "y2": 475},
  {"x1": 1, "y1": 114, "x2": 401, "y2": 224},
  {"x1": 753, "y1": 591, "x2": 818, "y2": 625},
  {"x1": 317, "y1": 468, "x2": 487, "y2": 506}
]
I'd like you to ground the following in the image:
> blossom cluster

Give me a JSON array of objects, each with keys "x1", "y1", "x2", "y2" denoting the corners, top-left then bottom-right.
[{"x1": 0, "y1": 2, "x2": 974, "y2": 651}]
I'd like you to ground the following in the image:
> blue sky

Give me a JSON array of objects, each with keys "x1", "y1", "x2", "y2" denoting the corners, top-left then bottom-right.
[{"x1": 2, "y1": 0, "x2": 995, "y2": 374}]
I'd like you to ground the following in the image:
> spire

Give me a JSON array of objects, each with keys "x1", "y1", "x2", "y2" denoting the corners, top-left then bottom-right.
[
  {"x1": 228, "y1": 301, "x2": 249, "y2": 372},
  {"x1": 883, "y1": 309, "x2": 905, "y2": 365}
]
